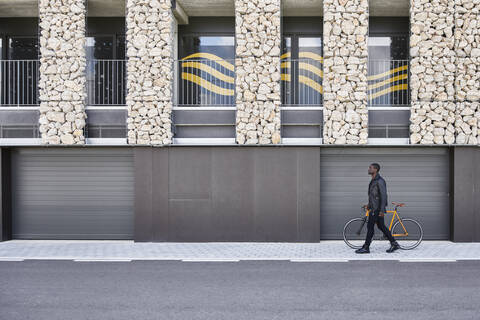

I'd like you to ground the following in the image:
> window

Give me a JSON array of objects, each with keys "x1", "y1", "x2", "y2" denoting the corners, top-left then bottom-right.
[
  {"x1": 86, "y1": 35, "x2": 126, "y2": 106},
  {"x1": 368, "y1": 36, "x2": 409, "y2": 106},
  {"x1": 8, "y1": 37, "x2": 38, "y2": 59},
  {"x1": 281, "y1": 35, "x2": 323, "y2": 106},
  {"x1": 368, "y1": 33, "x2": 410, "y2": 141},
  {"x1": 1, "y1": 37, "x2": 39, "y2": 106},
  {"x1": 178, "y1": 35, "x2": 235, "y2": 106},
  {"x1": 86, "y1": 36, "x2": 114, "y2": 60}
]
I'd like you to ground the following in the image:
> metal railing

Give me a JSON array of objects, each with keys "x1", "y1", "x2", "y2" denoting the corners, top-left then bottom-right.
[
  {"x1": 281, "y1": 58, "x2": 323, "y2": 106},
  {"x1": 87, "y1": 59, "x2": 126, "y2": 106},
  {"x1": 176, "y1": 59, "x2": 235, "y2": 106},
  {"x1": 368, "y1": 60, "x2": 409, "y2": 106},
  {"x1": 369, "y1": 124, "x2": 410, "y2": 139},
  {"x1": 0, "y1": 60, "x2": 39, "y2": 106}
]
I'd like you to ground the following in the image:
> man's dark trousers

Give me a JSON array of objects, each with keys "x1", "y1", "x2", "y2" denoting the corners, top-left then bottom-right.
[{"x1": 365, "y1": 210, "x2": 395, "y2": 246}]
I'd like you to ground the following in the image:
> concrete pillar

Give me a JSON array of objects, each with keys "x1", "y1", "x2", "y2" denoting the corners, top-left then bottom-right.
[
  {"x1": 322, "y1": 0, "x2": 369, "y2": 145},
  {"x1": 454, "y1": 1, "x2": 480, "y2": 145},
  {"x1": 235, "y1": 0, "x2": 282, "y2": 145},
  {"x1": 38, "y1": 0, "x2": 87, "y2": 145},
  {"x1": 409, "y1": 0, "x2": 456, "y2": 144},
  {"x1": 125, "y1": 0, "x2": 174, "y2": 145}
]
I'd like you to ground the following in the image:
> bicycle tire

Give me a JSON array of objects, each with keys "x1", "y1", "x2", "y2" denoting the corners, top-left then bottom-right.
[
  {"x1": 392, "y1": 218, "x2": 423, "y2": 250},
  {"x1": 343, "y1": 217, "x2": 368, "y2": 249}
]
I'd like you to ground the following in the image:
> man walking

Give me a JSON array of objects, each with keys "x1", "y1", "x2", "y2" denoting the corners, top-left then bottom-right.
[{"x1": 355, "y1": 163, "x2": 400, "y2": 254}]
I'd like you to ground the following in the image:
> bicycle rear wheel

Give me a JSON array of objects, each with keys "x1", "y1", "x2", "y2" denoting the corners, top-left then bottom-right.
[
  {"x1": 343, "y1": 218, "x2": 368, "y2": 249},
  {"x1": 392, "y1": 218, "x2": 423, "y2": 250}
]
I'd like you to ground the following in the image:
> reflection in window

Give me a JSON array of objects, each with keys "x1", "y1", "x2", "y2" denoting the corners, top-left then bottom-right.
[
  {"x1": 368, "y1": 36, "x2": 409, "y2": 106},
  {"x1": 1, "y1": 37, "x2": 39, "y2": 106},
  {"x1": 281, "y1": 36, "x2": 323, "y2": 106},
  {"x1": 179, "y1": 36, "x2": 235, "y2": 106},
  {"x1": 86, "y1": 36, "x2": 126, "y2": 105},
  {"x1": 8, "y1": 37, "x2": 38, "y2": 59}
]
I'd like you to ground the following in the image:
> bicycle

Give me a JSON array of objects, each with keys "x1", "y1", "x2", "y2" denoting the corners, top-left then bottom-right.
[{"x1": 343, "y1": 202, "x2": 423, "y2": 250}]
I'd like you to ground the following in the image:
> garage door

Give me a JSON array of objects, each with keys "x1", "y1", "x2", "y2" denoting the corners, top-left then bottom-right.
[
  {"x1": 12, "y1": 148, "x2": 134, "y2": 239},
  {"x1": 320, "y1": 148, "x2": 450, "y2": 240}
]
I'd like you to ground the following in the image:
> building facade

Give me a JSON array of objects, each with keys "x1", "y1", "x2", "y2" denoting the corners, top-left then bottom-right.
[{"x1": 0, "y1": 0, "x2": 479, "y2": 242}]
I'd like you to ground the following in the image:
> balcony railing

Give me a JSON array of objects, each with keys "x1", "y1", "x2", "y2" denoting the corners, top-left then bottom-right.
[
  {"x1": 0, "y1": 60, "x2": 39, "y2": 106},
  {"x1": 87, "y1": 59, "x2": 126, "y2": 106},
  {"x1": 281, "y1": 58, "x2": 323, "y2": 106},
  {"x1": 176, "y1": 59, "x2": 235, "y2": 106},
  {"x1": 368, "y1": 60, "x2": 409, "y2": 106}
]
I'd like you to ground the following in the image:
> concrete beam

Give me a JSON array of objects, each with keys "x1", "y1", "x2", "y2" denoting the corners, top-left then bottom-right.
[
  {"x1": 173, "y1": 1, "x2": 189, "y2": 25},
  {"x1": 0, "y1": 0, "x2": 410, "y2": 17}
]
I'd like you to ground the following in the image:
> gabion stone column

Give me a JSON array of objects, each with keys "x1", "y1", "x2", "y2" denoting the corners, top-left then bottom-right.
[
  {"x1": 409, "y1": 0, "x2": 456, "y2": 144},
  {"x1": 126, "y1": 0, "x2": 174, "y2": 145},
  {"x1": 38, "y1": 0, "x2": 87, "y2": 145},
  {"x1": 235, "y1": 0, "x2": 281, "y2": 145},
  {"x1": 454, "y1": 1, "x2": 480, "y2": 144},
  {"x1": 323, "y1": 0, "x2": 369, "y2": 145}
]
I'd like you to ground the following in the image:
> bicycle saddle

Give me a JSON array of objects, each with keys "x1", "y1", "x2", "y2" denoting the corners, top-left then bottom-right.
[{"x1": 392, "y1": 202, "x2": 405, "y2": 207}]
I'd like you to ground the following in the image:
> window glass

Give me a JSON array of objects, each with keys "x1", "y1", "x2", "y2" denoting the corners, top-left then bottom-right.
[
  {"x1": 86, "y1": 36, "x2": 124, "y2": 106},
  {"x1": 281, "y1": 36, "x2": 323, "y2": 106},
  {"x1": 368, "y1": 36, "x2": 409, "y2": 106},
  {"x1": 179, "y1": 35, "x2": 235, "y2": 105},
  {"x1": 86, "y1": 36, "x2": 114, "y2": 60},
  {"x1": 298, "y1": 37, "x2": 322, "y2": 105},
  {"x1": 8, "y1": 37, "x2": 38, "y2": 59},
  {"x1": 116, "y1": 35, "x2": 126, "y2": 60},
  {"x1": 368, "y1": 36, "x2": 408, "y2": 60}
]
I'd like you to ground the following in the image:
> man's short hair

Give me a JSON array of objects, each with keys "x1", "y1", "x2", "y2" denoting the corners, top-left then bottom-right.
[{"x1": 371, "y1": 163, "x2": 380, "y2": 172}]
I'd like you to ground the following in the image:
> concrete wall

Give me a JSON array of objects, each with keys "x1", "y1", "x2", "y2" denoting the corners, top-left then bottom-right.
[
  {"x1": 0, "y1": 148, "x2": 12, "y2": 241},
  {"x1": 452, "y1": 147, "x2": 480, "y2": 242},
  {"x1": 134, "y1": 147, "x2": 321, "y2": 241}
]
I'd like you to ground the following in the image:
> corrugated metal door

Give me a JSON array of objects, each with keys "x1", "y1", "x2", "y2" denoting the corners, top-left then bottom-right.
[
  {"x1": 12, "y1": 148, "x2": 134, "y2": 239},
  {"x1": 320, "y1": 148, "x2": 450, "y2": 240}
]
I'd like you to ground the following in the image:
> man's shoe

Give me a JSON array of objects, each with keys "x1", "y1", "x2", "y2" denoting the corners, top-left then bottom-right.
[
  {"x1": 386, "y1": 242, "x2": 400, "y2": 253},
  {"x1": 355, "y1": 246, "x2": 370, "y2": 254}
]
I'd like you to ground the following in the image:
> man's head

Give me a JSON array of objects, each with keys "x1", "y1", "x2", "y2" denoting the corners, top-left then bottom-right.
[{"x1": 368, "y1": 163, "x2": 380, "y2": 176}]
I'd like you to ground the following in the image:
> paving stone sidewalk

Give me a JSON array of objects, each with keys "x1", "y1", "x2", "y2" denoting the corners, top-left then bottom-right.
[{"x1": 1, "y1": 240, "x2": 480, "y2": 261}]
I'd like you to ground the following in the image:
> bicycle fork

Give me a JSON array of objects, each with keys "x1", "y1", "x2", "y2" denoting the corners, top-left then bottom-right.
[{"x1": 356, "y1": 218, "x2": 367, "y2": 235}]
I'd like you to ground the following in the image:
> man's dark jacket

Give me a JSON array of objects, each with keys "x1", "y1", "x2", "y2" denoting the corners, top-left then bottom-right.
[{"x1": 368, "y1": 174, "x2": 388, "y2": 214}]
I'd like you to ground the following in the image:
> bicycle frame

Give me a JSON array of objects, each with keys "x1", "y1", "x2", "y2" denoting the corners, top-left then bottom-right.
[{"x1": 364, "y1": 208, "x2": 409, "y2": 237}]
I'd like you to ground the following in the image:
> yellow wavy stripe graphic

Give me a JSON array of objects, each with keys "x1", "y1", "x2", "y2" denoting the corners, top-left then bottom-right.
[
  {"x1": 299, "y1": 62, "x2": 323, "y2": 78},
  {"x1": 281, "y1": 62, "x2": 323, "y2": 78},
  {"x1": 182, "y1": 72, "x2": 234, "y2": 96},
  {"x1": 367, "y1": 65, "x2": 408, "y2": 81},
  {"x1": 299, "y1": 75, "x2": 323, "y2": 94},
  {"x1": 369, "y1": 84, "x2": 408, "y2": 99},
  {"x1": 280, "y1": 52, "x2": 291, "y2": 59},
  {"x1": 181, "y1": 53, "x2": 235, "y2": 71},
  {"x1": 299, "y1": 52, "x2": 323, "y2": 62},
  {"x1": 281, "y1": 74, "x2": 323, "y2": 93},
  {"x1": 181, "y1": 61, "x2": 234, "y2": 84},
  {"x1": 368, "y1": 73, "x2": 408, "y2": 90}
]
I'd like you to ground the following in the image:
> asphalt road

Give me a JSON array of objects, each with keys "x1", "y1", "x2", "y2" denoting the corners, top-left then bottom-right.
[{"x1": 1, "y1": 260, "x2": 479, "y2": 320}]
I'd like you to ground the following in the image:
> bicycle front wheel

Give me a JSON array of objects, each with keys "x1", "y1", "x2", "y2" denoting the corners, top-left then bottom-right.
[
  {"x1": 392, "y1": 218, "x2": 423, "y2": 250},
  {"x1": 343, "y1": 218, "x2": 368, "y2": 249}
]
